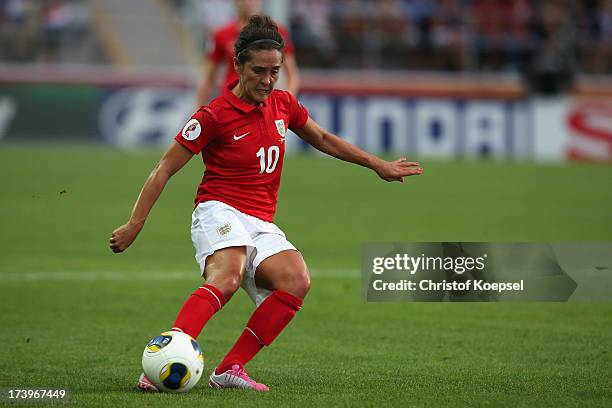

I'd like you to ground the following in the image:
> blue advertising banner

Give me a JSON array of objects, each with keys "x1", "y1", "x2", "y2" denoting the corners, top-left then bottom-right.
[{"x1": 94, "y1": 87, "x2": 532, "y2": 159}]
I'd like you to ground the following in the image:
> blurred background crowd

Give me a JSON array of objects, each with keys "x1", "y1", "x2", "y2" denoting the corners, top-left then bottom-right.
[
  {"x1": 0, "y1": 0, "x2": 104, "y2": 63},
  {"x1": 1, "y1": 0, "x2": 611, "y2": 92},
  {"x1": 289, "y1": 0, "x2": 612, "y2": 75}
]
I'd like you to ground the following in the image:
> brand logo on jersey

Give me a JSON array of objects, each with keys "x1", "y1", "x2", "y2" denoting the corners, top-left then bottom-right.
[
  {"x1": 217, "y1": 222, "x2": 232, "y2": 237},
  {"x1": 182, "y1": 119, "x2": 201, "y2": 141},
  {"x1": 233, "y1": 132, "x2": 250, "y2": 141}
]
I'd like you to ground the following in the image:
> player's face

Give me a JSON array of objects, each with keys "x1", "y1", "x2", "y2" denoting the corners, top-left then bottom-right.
[
  {"x1": 235, "y1": 49, "x2": 282, "y2": 105},
  {"x1": 235, "y1": 0, "x2": 262, "y2": 19}
]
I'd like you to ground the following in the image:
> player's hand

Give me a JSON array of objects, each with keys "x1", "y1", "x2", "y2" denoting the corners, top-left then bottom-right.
[
  {"x1": 374, "y1": 157, "x2": 422, "y2": 182},
  {"x1": 109, "y1": 221, "x2": 143, "y2": 253}
]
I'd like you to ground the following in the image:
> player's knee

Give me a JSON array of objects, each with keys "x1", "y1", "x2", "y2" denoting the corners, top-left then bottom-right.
[
  {"x1": 295, "y1": 270, "x2": 311, "y2": 299},
  {"x1": 279, "y1": 266, "x2": 311, "y2": 300},
  {"x1": 204, "y1": 247, "x2": 247, "y2": 300},
  {"x1": 206, "y1": 266, "x2": 244, "y2": 300},
  {"x1": 224, "y1": 271, "x2": 244, "y2": 293}
]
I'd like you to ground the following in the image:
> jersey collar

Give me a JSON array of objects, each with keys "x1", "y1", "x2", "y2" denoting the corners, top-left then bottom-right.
[{"x1": 224, "y1": 80, "x2": 268, "y2": 113}]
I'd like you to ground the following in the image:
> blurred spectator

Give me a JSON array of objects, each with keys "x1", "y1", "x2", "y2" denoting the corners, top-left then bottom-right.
[
  {"x1": 579, "y1": 0, "x2": 612, "y2": 74},
  {"x1": 527, "y1": 0, "x2": 577, "y2": 94},
  {"x1": 403, "y1": 0, "x2": 437, "y2": 51},
  {"x1": 596, "y1": 0, "x2": 612, "y2": 73},
  {"x1": 291, "y1": 0, "x2": 334, "y2": 67},
  {"x1": 0, "y1": 0, "x2": 100, "y2": 64},
  {"x1": 430, "y1": 0, "x2": 470, "y2": 70},
  {"x1": 376, "y1": 0, "x2": 410, "y2": 68},
  {"x1": 183, "y1": 0, "x2": 235, "y2": 37},
  {"x1": 330, "y1": 0, "x2": 370, "y2": 67},
  {"x1": 505, "y1": 0, "x2": 535, "y2": 71},
  {"x1": 471, "y1": 0, "x2": 509, "y2": 70},
  {"x1": 1, "y1": 0, "x2": 39, "y2": 62},
  {"x1": 42, "y1": 0, "x2": 71, "y2": 62}
]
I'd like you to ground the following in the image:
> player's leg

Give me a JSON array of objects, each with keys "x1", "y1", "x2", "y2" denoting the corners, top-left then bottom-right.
[
  {"x1": 172, "y1": 246, "x2": 247, "y2": 338},
  {"x1": 210, "y1": 247, "x2": 309, "y2": 391},
  {"x1": 171, "y1": 201, "x2": 255, "y2": 339},
  {"x1": 138, "y1": 247, "x2": 248, "y2": 392},
  {"x1": 253, "y1": 249, "x2": 311, "y2": 299},
  {"x1": 138, "y1": 201, "x2": 253, "y2": 391},
  {"x1": 215, "y1": 249, "x2": 309, "y2": 368},
  {"x1": 221, "y1": 249, "x2": 309, "y2": 365}
]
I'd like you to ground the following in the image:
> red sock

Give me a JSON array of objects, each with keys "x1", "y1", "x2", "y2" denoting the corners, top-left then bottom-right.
[
  {"x1": 172, "y1": 284, "x2": 225, "y2": 339},
  {"x1": 216, "y1": 290, "x2": 303, "y2": 374}
]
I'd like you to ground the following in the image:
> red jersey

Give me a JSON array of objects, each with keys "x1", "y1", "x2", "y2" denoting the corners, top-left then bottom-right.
[
  {"x1": 208, "y1": 20, "x2": 295, "y2": 90},
  {"x1": 175, "y1": 81, "x2": 309, "y2": 222}
]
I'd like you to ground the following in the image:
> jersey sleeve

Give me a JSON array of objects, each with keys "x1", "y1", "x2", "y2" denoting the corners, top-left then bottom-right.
[
  {"x1": 174, "y1": 108, "x2": 215, "y2": 154},
  {"x1": 287, "y1": 92, "x2": 309, "y2": 130},
  {"x1": 207, "y1": 30, "x2": 224, "y2": 62},
  {"x1": 278, "y1": 24, "x2": 294, "y2": 56}
]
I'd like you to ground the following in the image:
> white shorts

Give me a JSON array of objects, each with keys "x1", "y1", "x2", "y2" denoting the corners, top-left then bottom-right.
[{"x1": 190, "y1": 200, "x2": 297, "y2": 306}]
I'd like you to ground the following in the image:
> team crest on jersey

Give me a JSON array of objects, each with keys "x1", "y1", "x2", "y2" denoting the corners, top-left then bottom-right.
[
  {"x1": 275, "y1": 119, "x2": 286, "y2": 137},
  {"x1": 217, "y1": 222, "x2": 231, "y2": 237},
  {"x1": 182, "y1": 119, "x2": 201, "y2": 141},
  {"x1": 275, "y1": 119, "x2": 286, "y2": 143}
]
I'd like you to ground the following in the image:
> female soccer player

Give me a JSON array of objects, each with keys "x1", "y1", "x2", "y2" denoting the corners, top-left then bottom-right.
[{"x1": 110, "y1": 15, "x2": 422, "y2": 392}]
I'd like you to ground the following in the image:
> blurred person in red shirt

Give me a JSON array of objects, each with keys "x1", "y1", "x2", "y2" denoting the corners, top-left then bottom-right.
[{"x1": 196, "y1": 0, "x2": 300, "y2": 106}]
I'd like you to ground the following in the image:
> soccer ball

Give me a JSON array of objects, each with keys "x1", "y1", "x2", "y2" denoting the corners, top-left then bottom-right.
[{"x1": 141, "y1": 331, "x2": 204, "y2": 392}]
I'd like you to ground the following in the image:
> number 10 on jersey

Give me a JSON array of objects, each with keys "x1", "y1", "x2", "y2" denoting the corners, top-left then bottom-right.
[{"x1": 256, "y1": 146, "x2": 280, "y2": 174}]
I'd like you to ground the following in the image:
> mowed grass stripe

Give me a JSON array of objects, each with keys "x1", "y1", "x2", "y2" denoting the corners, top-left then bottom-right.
[{"x1": 0, "y1": 269, "x2": 360, "y2": 281}]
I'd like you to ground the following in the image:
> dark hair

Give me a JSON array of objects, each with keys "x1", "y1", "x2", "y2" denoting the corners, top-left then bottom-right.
[{"x1": 234, "y1": 15, "x2": 284, "y2": 64}]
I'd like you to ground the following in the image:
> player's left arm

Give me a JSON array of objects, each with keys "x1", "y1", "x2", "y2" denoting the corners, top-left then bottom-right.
[{"x1": 294, "y1": 117, "x2": 422, "y2": 182}]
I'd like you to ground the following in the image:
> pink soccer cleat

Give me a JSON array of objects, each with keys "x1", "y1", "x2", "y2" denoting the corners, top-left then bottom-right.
[
  {"x1": 136, "y1": 373, "x2": 159, "y2": 392},
  {"x1": 209, "y1": 364, "x2": 269, "y2": 391}
]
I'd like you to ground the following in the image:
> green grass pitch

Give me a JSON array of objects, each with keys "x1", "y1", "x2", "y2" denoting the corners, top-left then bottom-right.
[{"x1": 1, "y1": 145, "x2": 611, "y2": 407}]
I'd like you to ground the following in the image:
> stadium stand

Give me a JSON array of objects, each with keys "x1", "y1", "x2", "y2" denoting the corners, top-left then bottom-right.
[
  {"x1": 90, "y1": 0, "x2": 198, "y2": 67},
  {"x1": 0, "y1": 0, "x2": 104, "y2": 63},
  {"x1": 1, "y1": 0, "x2": 610, "y2": 95},
  {"x1": 286, "y1": 0, "x2": 612, "y2": 76}
]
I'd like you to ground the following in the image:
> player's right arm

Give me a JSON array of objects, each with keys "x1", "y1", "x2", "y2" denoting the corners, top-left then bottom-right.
[{"x1": 109, "y1": 142, "x2": 194, "y2": 253}]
